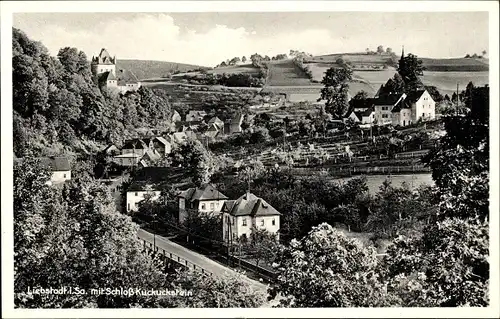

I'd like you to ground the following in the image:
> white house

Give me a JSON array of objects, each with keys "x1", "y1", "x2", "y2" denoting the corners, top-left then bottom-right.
[
  {"x1": 178, "y1": 184, "x2": 229, "y2": 224},
  {"x1": 221, "y1": 192, "x2": 281, "y2": 244},
  {"x1": 40, "y1": 157, "x2": 72, "y2": 185},
  {"x1": 405, "y1": 90, "x2": 436, "y2": 123},
  {"x1": 126, "y1": 183, "x2": 161, "y2": 212}
]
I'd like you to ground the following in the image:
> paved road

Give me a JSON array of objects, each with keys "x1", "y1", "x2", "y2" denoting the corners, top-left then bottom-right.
[{"x1": 137, "y1": 229, "x2": 270, "y2": 296}]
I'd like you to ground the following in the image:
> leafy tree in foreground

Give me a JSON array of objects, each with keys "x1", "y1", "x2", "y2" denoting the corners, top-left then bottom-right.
[
  {"x1": 171, "y1": 271, "x2": 266, "y2": 307},
  {"x1": 381, "y1": 84, "x2": 490, "y2": 307},
  {"x1": 268, "y1": 223, "x2": 392, "y2": 307},
  {"x1": 14, "y1": 158, "x2": 169, "y2": 308}
]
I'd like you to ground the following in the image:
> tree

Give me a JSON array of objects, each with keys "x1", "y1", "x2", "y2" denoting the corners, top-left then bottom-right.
[
  {"x1": 472, "y1": 53, "x2": 478, "y2": 58},
  {"x1": 269, "y1": 223, "x2": 392, "y2": 307},
  {"x1": 170, "y1": 138, "x2": 217, "y2": 186},
  {"x1": 464, "y1": 54, "x2": 471, "y2": 58},
  {"x1": 242, "y1": 228, "x2": 280, "y2": 267},
  {"x1": 386, "y1": 47, "x2": 393, "y2": 54},
  {"x1": 171, "y1": 271, "x2": 266, "y2": 307},
  {"x1": 398, "y1": 53, "x2": 425, "y2": 92},
  {"x1": 242, "y1": 56, "x2": 247, "y2": 63},
  {"x1": 317, "y1": 67, "x2": 353, "y2": 119},
  {"x1": 14, "y1": 158, "x2": 172, "y2": 308},
  {"x1": 382, "y1": 84, "x2": 490, "y2": 307},
  {"x1": 481, "y1": 50, "x2": 487, "y2": 57},
  {"x1": 377, "y1": 45, "x2": 385, "y2": 54},
  {"x1": 424, "y1": 85, "x2": 443, "y2": 102},
  {"x1": 229, "y1": 57, "x2": 241, "y2": 65},
  {"x1": 352, "y1": 90, "x2": 368, "y2": 100}
]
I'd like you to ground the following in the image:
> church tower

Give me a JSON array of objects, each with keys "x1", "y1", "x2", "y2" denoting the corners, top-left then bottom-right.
[{"x1": 91, "y1": 48, "x2": 116, "y2": 76}]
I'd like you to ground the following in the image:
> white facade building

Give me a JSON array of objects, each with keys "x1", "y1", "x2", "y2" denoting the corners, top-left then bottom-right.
[{"x1": 221, "y1": 192, "x2": 281, "y2": 244}]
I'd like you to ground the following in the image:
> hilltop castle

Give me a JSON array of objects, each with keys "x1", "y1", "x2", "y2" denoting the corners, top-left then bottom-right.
[{"x1": 91, "y1": 48, "x2": 141, "y2": 93}]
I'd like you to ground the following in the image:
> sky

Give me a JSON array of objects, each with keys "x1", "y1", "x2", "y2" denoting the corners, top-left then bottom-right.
[{"x1": 13, "y1": 12, "x2": 489, "y2": 67}]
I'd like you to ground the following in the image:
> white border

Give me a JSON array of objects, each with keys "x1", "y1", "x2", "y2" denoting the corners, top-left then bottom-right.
[{"x1": 1, "y1": 1, "x2": 499, "y2": 318}]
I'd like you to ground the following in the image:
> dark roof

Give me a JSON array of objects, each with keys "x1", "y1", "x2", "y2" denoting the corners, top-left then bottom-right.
[
  {"x1": 405, "y1": 90, "x2": 427, "y2": 104},
  {"x1": 391, "y1": 99, "x2": 412, "y2": 113},
  {"x1": 122, "y1": 139, "x2": 148, "y2": 150},
  {"x1": 98, "y1": 71, "x2": 116, "y2": 83},
  {"x1": 131, "y1": 167, "x2": 184, "y2": 185},
  {"x1": 373, "y1": 93, "x2": 405, "y2": 106},
  {"x1": 361, "y1": 107, "x2": 375, "y2": 116},
  {"x1": 116, "y1": 69, "x2": 139, "y2": 86},
  {"x1": 222, "y1": 192, "x2": 280, "y2": 217},
  {"x1": 349, "y1": 98, "x2": 375, "y2": 110},
  {"x1": 178, "y1": 184, "x2": 228, "y2": 201},
  {"x1": 40, "y1": 157, "x2": 71, "y2": 171}
]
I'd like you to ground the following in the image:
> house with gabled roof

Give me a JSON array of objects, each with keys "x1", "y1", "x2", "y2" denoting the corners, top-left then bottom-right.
[
  {"x1": 405, "y1": 89, "x2": 436, "y2": 123},
  {"x1": 178, "y1": 184, "x2": 228, "y2": 223},
  {"x1": 221, "y1": 192, "x2": 280, "y2": 244},
  {"x1": 208, "y1": 116, "x2": 224, "y2": 130},
  {"x1": 15, "y1": 156, "x2": 72, "y2": 186},
  {"x1": 121, "y1": 139, "x2": 149, "y2": 157},
  {"x1": 38, "y1": 156, "x2": 71, "y2": 185},
  {"x1": 373, "y1": 93, "x2": 407, "y2": 125}
]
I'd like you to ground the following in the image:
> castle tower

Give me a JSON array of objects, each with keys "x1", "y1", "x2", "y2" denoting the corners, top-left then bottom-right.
[{"x1": 91, "y1": 48, "x2": 116, "y2": 76}]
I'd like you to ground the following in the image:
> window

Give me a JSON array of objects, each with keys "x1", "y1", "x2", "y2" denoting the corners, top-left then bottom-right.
[
  {"x1": 191, "y1": 202, "x2": 194, "y2": 208},
  {"x1": 210, "y1": 203, "x2": 215, "y2": 210},
  {"x1": 201, "y1": 203, "x2": 206, "y2": 210},
  {"x1": 272, "y1": 219, "x2": 276, "y2": 226},
  {"x1": 233, "y1": 233, "x2": 237, "y2": 240},
  {"x1": 261, "y1": 219, "x2": 265, "y2": 226},
  {"x1": 127, "y1": 203, "x2": 130, "y2": 211},
  {"x1": 135, "y1": 192, "x2": 138, "y2": 196},
  {"x1": 63, "y1": 174, "x2": 67, "y2": 178},
  {"x1": 422, "y1": 113, "x2": 425, "y2": 118},
  {"x1": 242, "y1": 218, "x2": 247, "y2": 226}
]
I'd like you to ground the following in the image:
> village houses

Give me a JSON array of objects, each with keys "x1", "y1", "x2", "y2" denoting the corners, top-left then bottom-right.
[
  {"x1": 344, "y1": 88, "x2": 436, "y2": 127},
  {"x1": 221, "y1": 192, "x2": 281, "y2": 244}
]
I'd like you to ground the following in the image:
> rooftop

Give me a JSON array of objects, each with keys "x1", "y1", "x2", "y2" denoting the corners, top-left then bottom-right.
[
  {"x1": 222, "y1": 192, "x2": 280, "y2": 217},
  {"x1": 178, "y1": 184, "x2": 228, "y2": 202}
]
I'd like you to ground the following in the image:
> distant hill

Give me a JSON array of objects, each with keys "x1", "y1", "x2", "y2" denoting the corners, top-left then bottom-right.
[
  {"x1": 116, "y1": 59, "x2": 208, "y2": 81},
  {"x1": 420, "y1": 58, "x2": 489, "y2": 72}
]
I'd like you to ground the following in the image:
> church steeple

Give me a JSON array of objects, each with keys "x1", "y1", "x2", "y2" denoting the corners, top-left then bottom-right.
[{"x1": 398, "y1": 45, "x2": 406, "y2": 71}]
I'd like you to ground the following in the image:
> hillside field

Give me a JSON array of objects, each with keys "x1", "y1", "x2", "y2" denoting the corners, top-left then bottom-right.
[
  {"x1": 420, "y1": 58, "x2": 489, "y2": 72},
  {"x1": 117, "y1": 59, "x2": 206, "y2": 81},
  {"x1": 266, "y1": 60, "x2": 316, "y2": 86},
  {"x1": 207, "y1": 64, "x2": 261, "y2": 75},
  {"x1": 421, "y1": 71, "x2": 489, "y2": 96}
]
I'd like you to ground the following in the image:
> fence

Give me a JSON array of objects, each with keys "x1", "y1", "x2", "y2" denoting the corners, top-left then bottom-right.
[
  {"x1": 328, "y1": 165, "x2": 431, "y2": 176},
  {"x1": 138, "y1": 237, "x2": 214, "y2": 277}
]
